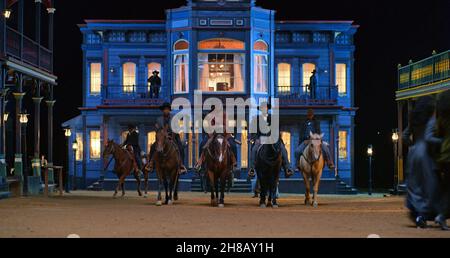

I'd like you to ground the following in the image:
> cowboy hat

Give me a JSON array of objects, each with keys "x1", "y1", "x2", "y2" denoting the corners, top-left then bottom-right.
[
  {"x1": 152, "y1": 70, "x2": 160, "y2": 75},
  {"x1": 159, "y1": 102, "x2": 172, "y2": 111}
]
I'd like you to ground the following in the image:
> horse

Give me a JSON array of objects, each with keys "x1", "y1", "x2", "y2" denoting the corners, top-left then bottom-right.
[
  {"x1": 255, "y1": 137, "x2": 283, "y2": 208},
  {"x1": 103, "y1": 140, "x2": 142, "y2": 198},
  {"x1": 153, "y1": 128, "x2": 181, "y2": 206},
  {"x1": 204, "y1": 134, "x2": 233, "y2": 207},
  {"x1": 298, "y1": 132, "x2": 325, "y2": 208}
]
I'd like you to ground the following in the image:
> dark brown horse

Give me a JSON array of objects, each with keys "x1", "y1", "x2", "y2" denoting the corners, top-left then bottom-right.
[
  {"x1": 204, "y1": 134, "x2": 233, "y2": 207},
  {"x1": 153, "y1": 128, "x2": 181, "y2": 206},
  {"x1": 103, "y1": 140, "x2": 142, "y2": 198}
]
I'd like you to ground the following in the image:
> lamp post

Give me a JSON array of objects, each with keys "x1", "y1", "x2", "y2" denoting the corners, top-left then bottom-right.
[
  {"x1": 64, "y1": 128, "x2": 72, "y2": 193},
  {"x1": 367, "y1": 145, "x2": 374, "y2": 196},
  {"x1": 391, "y1": 130, "x2": 399, "y2": 195},
  {"x1": 19, "y1": 113, "x2": 28, "y2": 193},
  {"x1": 72, "y1": 140, "x2": 78, "y2": 191},
  {"x1": 2, "y1": 9, "x2": 11, "y2": 19}
]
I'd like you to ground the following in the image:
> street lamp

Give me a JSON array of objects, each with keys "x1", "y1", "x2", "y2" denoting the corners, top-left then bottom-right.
[
  {"x1": 72, "y1": 140, "x2": 78, "y2": 191},
  {"x1": 2, "y1": 9, "x2": 11, "y2": 19},
  {"x1": 391, "y1": 130, "x2": 399, "y2": 195},
  {"x1": 20, "y1": 113, "x2": 29, "y2": 193},
  {"x1": 3, "y1": 112, "x2": 9, "y2": 123},
  {"x1": 64, "y1": 128, "x2": 72, "y2": 193},
  {"x1": 367, "y1": 145, "x2": 374, "y2": 196},
  {"x1": 64, "y1": 128, "x2": 72, "y2": 138}
]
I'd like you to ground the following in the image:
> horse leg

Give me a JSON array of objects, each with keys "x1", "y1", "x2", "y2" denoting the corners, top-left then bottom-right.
[
  {"x1": 121, "y1": 180, "x2": 126, "y2": 197},
  {"x1": 144, "y1": 171, "x2": 149, "y2": 198},
  {"x1": 164, "y1": 179, "x2": 169, "y2": 205},
  {"x1": 219, "y1": 174, "x2": 226, "y2": 208},
  {"x1": 134, "y1": 170, "x2": 142, "y2": 197},
  {"x1": 302, "y1": 172, "x2": 311, "y2": 206},
  {"x1": 208, "y1": 171, "x2": 217, "y2": 207},
  {"x1": 113, "y1": 177, "x2": 120, "y2": 198},
  {"x1": 167, "y1": 172, "x2": 176, "y2": 206},
  {"x1": 272, "y1": 179, "x2": 279, "y2": 208},
  {"x1": 313, "y1": 173, "x2": 322, "y2": 208},
  {"x1": 173, "y1": 173, "x2": 179, "y2": 201},
  {"x1": 156, "y1": 177, "x2": 163, "y2": 206},
  {"x1": 259, "y1": 177, "x2": 267, "y2": 208}
]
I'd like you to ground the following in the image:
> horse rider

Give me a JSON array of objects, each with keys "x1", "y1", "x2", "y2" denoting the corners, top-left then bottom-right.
[
  {"x1": 248, "y1": 102, "x2": 294, "y2": 178},
  {"x1": 148, "y1": 70, "x2": 161, "y2": 99},
  {"x1": 194, "y1": 110, "x2": 238, "y2": 173},
  {"x1": 294, "y1": 109, "x2": 335, "y2": 171},
  {"x1": 148, "y1": 102, "x2": 187, "y2": 173},
  {"x1": 121, "y1": 124, "x2": 143, "y2": 171}
]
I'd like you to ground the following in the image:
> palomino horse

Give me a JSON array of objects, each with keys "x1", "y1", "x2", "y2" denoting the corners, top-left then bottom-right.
[
  {"x1": 255, "y1": 137, "x2": 283, "y2": 208},
  {"x1": 103, "y1": 140, "x2": 142, "y2": 198},
  {"x1": 204, "y1": 134, "x2": 233, "y2": 207},
  {"x1": 153, "y1": 128, "x2": 181, "y2": 206},
  {"x1": 298, "y1": 132, "x2": 325, "y2": 208}
]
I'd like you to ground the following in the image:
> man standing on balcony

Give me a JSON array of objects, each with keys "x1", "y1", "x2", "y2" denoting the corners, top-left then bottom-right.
[
  {"x1": 308, "y1": 70, "x2": 318, "y2": 99},
  {"x1": 148, "y1": 70, "x2": 161, "y2": 99},
  {"x1": 294, "y1": 109, "x2": 335, "y2": 171}
]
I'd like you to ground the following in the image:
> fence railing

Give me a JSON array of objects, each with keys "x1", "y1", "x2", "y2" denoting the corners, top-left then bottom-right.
[
  {"x1": 398, "y1": 50, "x2": 450, "y2": 90},
  {"x1": 102, "y1": 84, "x2": 168, "y2": 105},
  {"x1": 5, "y1": 26, "x2": 53, "y2": 73},
  {"x1": 275, "y1": 85, "x2": 338, "y2": 105}
]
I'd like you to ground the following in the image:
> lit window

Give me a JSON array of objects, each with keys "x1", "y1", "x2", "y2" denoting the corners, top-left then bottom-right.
[
  {"x1": 198, "y1": 53, "x2": 245, "y2": 92},
  {"x1": 198, "y1": 38, "x2": 245, "y2": 50},
  {"x1": 254, "y1": 55, "x2": 268, "y2": 93},
  {"x1": 76, "y1": 133, "x2": 83, "y2": 161},
  {"x1": 336, "y1": 63, "x2": 347, "y2": 95},
  {"x1": 90, "y1": 63, "x2": 102, "y2": 95},
  {"x1": 254, "y1": 41, "x2": 268, "y2": 52},
  {"x1": 147, "y1": 131, "x2": 156, "y2": 154},
  {"x1": 174, "y1": 40, "x2": 189, "y2": 51},
  {"x1": 277, "y1": 63, "x2": 291, "y2": 93},
  {"x1": 148, "y1": 63, "x2": 162, "y2": 80},
  {"x1": 339, "y1": 131, "x2": 348, "y2": 160},
  {"x1": 241, "y1": 129, "x2": 248, "y2": 168},
  {"x1": 281, "y1": 131, "x2": 291, "y2": 161},
  {"x1": 302, "y1": 63, "x2": 316, "y2": 93},
  {"x1": 123, "y1": 62, "x2": 136, "y2": 93},
  {"x1": 174, "y1": 54, "x2": 189, "y2": 93},
  {"x1": 90, "y1": 130, "x2": 101, "y2": 160}
]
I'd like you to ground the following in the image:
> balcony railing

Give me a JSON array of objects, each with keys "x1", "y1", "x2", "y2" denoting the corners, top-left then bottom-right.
[
  {"x1": 101, "y1": 85, "x2": 168, "y2": 105},
  {"x1": 398, "y1": 50, "x2": 450, "y2": 90},
  {"x1": 275, "y1": 85, "x2": 338, "y2": 106},
  {"x1": 5, "y1": 26, "x2": 53, "y2": 73}
]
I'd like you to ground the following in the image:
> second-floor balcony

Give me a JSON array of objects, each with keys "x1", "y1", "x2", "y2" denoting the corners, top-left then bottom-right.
[
  {"x1": 275, "y1": 85, "x2": 338, "y2": 106},
  {"x1": 101, "y1": 85, "x2": 168, "y2": 106},
  {"x1": 5, "y1": 26, "x2": 53, "y2": 73}
]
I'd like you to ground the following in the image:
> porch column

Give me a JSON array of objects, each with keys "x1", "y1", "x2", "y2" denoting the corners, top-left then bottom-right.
[
  {"x1": 13, "y1": 74, "x2": 25, "y2": 183},
  {"x1": 46, "y1": 93, "x2": 55, "y2": 184},
  {"x1": 0, "y1": 66, "x2": 6, "y2": 178},
  {"x1": 397, "y1": 101, "x2": 404, "y2": 184},
  {"x1": 32, "y1": 81, "x2": 43, "y2": 177}
]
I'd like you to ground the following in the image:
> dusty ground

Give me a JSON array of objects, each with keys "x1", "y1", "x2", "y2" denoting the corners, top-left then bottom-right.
[{"x1": 0, "y1": 191, "x2": 449, "y2": 238}]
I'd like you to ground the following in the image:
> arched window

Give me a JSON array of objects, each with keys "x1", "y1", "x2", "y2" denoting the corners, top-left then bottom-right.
[
  {"x1": 254, "y1": 40, "x2": 268, "y2": 52},
  {"x1": 254, "y1": 40, "x2": 269, "y2": 93},
  {"x1": 198, "y1": 38, "x2": 245, "y2": 50},
  {"x1": 174, "y1": 40, "x2": 189, "y2": 51},
  {"x1": 277, "y1": 63, "x2": 291, "y2": 93},
  {"x1": 302, "y1": 63, "x2": 316, "y2": 93},
  {"x1": 122, "y1": 62, "x2": 136, "y2": 93}
]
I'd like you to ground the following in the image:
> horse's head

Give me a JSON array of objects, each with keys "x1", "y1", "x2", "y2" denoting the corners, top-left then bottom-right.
[
  {"x1": 155, "y1": 128, "x2": 168, "y2": 153},
  {"x1": 308, "y1": 132, "x2": 324, "y2": 161},
  {"x1": 211, "y1": 134, "x2": 228, "y2": 163},
  {"x1": 103, "y1": 139, "x2": 116, "y2": 158}
]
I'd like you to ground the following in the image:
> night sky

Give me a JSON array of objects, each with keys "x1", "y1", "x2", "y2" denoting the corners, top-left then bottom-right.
[{"x1": 42, "y1": 0, "x2": 450, "y2": 188}]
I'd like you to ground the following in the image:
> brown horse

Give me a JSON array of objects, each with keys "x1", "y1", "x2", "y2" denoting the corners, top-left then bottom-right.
[
  {"x1": 153, "y1": 128, "x2": 181, "y2": 206},
  {"x1": 298, "y1": 132, "x2": 325, "y2": 208},
  {"x1": 204, "y1": 134, "x2": 232, "y2": 208},
  {"x1": 103, "y1": 140, "x2": 142, "y2": 198}
]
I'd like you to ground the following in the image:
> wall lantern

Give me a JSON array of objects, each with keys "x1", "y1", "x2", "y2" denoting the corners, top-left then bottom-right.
[{"x1": 3, "y1": 9, "x2": 11, "y2": 19}]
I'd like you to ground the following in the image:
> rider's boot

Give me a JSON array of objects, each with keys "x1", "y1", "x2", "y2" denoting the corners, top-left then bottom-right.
[
  {"x1": 194, "y1": 154, "x2": 205, "y2": 173},
  {"x1": 283, "y1": 165, "x2": 295, "y2": 178},
  {"x1": 248, "y1": 167, "x2": 256, "y2": 179},
  {"x1": 180, "y1": 164, "x2": 188, "y2": 175}
]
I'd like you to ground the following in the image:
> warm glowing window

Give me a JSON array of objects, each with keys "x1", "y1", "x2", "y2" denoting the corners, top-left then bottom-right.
[
  {"x1": 198, "y1": 53, "x2": 245, "y2": 92},
  {"x1": 148, "y1": 63, "x2": 162, "y2": 80},
  {"x1": 198, "y1": 38, "x2": 245, "y2": 50},
  {"x1": 90, "y1": 130, "x2": 101, "y2": 160},
  {"x1": 281, "y1": 131, "x2": 291, "y2": 161},
  {"x1": 254, "y1": 41, "x2": 268, "y2": 52},
  {"x1": 174, "y1": 54, "x2": 189, "y2": 93},
  {"x1": 277, "y1": 63, "x2": 291, "y2": 93},
  {"x1": 147, "y1": 131, "x2": 156, "y2": 154},
  {"x1": 339, "y1": 131, "x2": 348, "y2": 160},
  {"x1": 254, "y1": 55, "x2": 268, "y2": 93},
  {"x1": 76, "y1": 133, "x2": 83, "y2": 161},
  {"x1": 336, "y1": 63, "x2": 347, "y2": 95},
  {"x1": 90, "y1": 63, "x2": 101, "y2": 95},
  {"x1": 241, "y1": 129, "x2": 248, "y2": 168},
  {"x1": 123, "y1": 62, "x2": 136, "y2": 93},
  {"x1": 302, "y1": 63, "x2": 316, "y2": 92},
  {"x1": 174, "y1": 40, "x2": 189, "y2": 51}
]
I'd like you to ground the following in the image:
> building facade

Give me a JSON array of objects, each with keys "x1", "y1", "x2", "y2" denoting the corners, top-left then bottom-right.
[{"x1": 63, "y1": 0, "x2": 358, "y2": 192}]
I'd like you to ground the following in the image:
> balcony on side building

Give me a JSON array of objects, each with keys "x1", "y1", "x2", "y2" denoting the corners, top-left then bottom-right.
[
  {"x1": 275, "y1": 85, "x2": 338, "y2": 106},
  {"x1": 101, "y1": 84, "x2": 168, "y2": 106},
  {"x1": 5, "y1": 26, "x2": 53, "y2": 73}
]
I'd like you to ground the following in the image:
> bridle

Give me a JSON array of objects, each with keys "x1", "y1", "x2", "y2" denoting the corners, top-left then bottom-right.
[{"x1": 301, "y1": 138, "x2": 323, "y2": 166}]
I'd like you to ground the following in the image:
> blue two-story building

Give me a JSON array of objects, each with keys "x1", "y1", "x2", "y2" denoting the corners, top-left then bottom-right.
[{"x1": 63, "y1": 0, "x2": 359, "y2": 194}]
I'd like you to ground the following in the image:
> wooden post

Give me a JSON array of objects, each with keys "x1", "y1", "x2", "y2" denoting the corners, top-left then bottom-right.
[{"x1": 44, "y1": 166, "x2": 48, "y2": 197}]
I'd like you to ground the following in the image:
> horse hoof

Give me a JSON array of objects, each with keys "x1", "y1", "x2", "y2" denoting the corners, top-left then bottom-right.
[
  {"x1": 305, "y1": 200, "x2": 311, "y2": 206},
  {"x1": 211, "y1": 200, "x2": 218, "y2": 207},
  {"x1": 168, "y1": 200, "x2": 174, "y2": 206},
  {"x1": 156, "y1": 201, "x2": 163, "y2": 206},
  {"x1": 143, "y1": 194, "x2": 148, "y2": 199},
  {"x1": 174, "y1": 195, "x2": 179, "y2": 201},
  {"x1": 267, "y1": 203, "x2": 273, "y2": 208},
  {"x1": 260, "y1": 204, "x2": 267, "y2": 209},
  {"x1": 313, "y1": 202, "x2": 319, "y2": 208},
  {"x1": 218, "y1": 204, "x2": 225, "y2": 208},
  {"x1": 272, "y1": 205, "x2": 279, "y2": 209}
]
